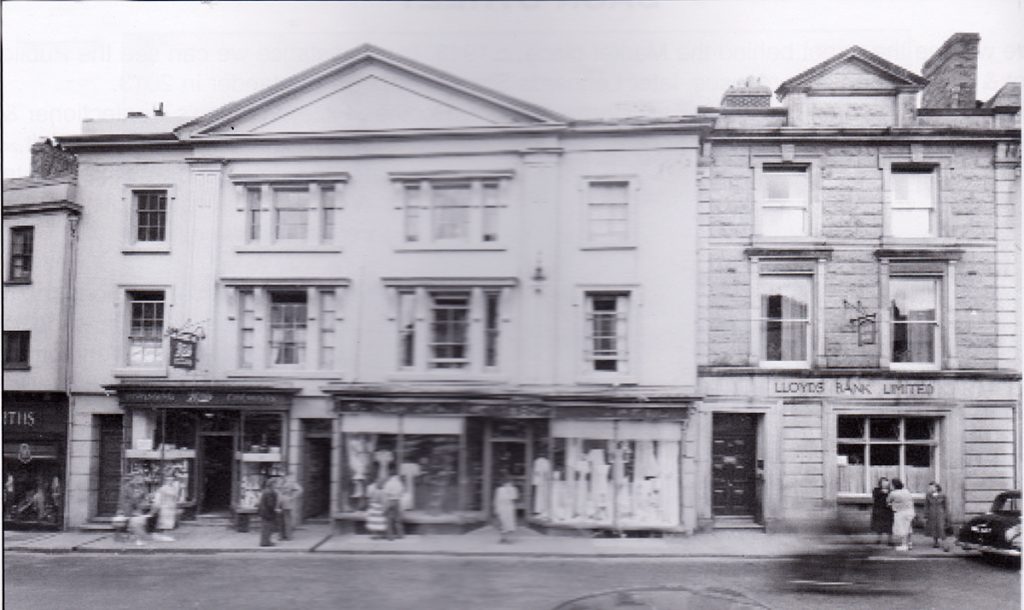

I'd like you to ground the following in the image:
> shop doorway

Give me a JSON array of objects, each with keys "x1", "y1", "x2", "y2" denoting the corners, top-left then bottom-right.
[
  {"x1": 490, "y1": 440, "x2": 528, "y2": 512},
  {"x1": 96, "y1": 415, "x2": 123, "y2": 517},
  {"x1": 711, "y1": 413, "x2": 759, "y2": 517},
  {"x1": 303, "y1": 437, "x2": 331, "y2": 519},
  {"x1": 199, "y1": 435, "x2": 234, "y2": 513}
]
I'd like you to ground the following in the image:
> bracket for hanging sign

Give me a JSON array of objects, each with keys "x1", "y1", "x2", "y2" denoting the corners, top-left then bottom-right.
[{"x1": 843, "y1": 299, "x2": 877, "y2": 346}]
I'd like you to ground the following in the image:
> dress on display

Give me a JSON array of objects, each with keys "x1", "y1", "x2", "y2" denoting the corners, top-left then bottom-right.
[
  {"x1": 532, "y1": 457, "x2": 551, "y2": 517},
  {"x1": 551, "y1": 471, "x2": 570, "y2": 521}
]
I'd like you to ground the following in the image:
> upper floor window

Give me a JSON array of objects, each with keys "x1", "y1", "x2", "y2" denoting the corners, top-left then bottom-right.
[
  {"x1": 584, "y1": 292, "x2": 629, "y2": 373},
  {"x1": 3, "y1": 331, "x2": 30, "y2": 369},
  {"x1": 890, "y1": 277, "x2": 940, "y2": 367},
  {"x1": 7, "y1": 226, "x2": 33, "y2": 283},
  {"x1": 133, "y1": 190, "x2": 168, "y2": 243},
  {"x1": 585, "y1": 180, "x2": 631, "y2": 244},
  {"x1": 239, "y1": 180, "x2": 344, "y2": 246},
  {"x1": 398, "y1": 177, "x2": 507, "y2": 246},
  {"x1": 235, "y1": 286, "x2": 341, "y2": 370},
  {"x1": 758, "y1": 166, "x2": 809, "y2": 237},
  {"x1": 393, "y1": 286, "x2": 504, "y2": 373},
  {"x1": 127, "y1": 290, "x2": 165, "y2": 366},
  {"x1": 889, "y1": 167, "x2": 936, "y2": 238},
  {"x1": 759, "y1": 275, "x2": 811, "y2": 367}
]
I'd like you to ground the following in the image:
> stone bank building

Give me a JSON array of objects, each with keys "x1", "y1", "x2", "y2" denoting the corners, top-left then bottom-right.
[{"x1": 695, "y1": 34, "x2": 1021, "y2": 531}]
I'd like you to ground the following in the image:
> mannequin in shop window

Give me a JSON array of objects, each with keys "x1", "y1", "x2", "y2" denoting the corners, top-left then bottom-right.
[
  {"x1": 588, "y1": 449, "x2": 611, "y2": 521},
  {"x1": 531, "y1": 457, "x2": 551, "y2": 518},
  {"x1": 551, "y1": 471, "x2": 569, "y2": 521}
]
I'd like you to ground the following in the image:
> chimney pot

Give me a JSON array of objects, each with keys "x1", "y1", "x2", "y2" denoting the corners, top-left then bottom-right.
[
  {"x1": 127, "y1": 111, "x2": 147, "y2": 118},
  {"x1": 721, "y1": 77, "x2": 772, "y2": 108}
]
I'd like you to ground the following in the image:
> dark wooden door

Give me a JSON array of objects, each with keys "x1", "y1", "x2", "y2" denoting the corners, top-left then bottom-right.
[
  {"x1": 303, "y1": 437, "x2": 331, "y2": 519},
  {"x1": 96, "y1": 415, "x2": 123, "y2": 517},
  {"x1": 711, "y1": 414, "x2": 758, "y2": 516},
  {"x1": 199, "y1": 435, "x2": 234, "y2": 513}
]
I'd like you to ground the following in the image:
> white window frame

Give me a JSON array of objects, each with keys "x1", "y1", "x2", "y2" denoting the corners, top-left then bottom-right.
[
  {"x1": 887, "y1": 275, "x2": 942, "y2": 371},
  {"x1": 228, "y1": 173, "x2": 348, "y2": 250},
  {"x1": 7, "y1": 225, "x2": 34, "y2": 283},
  {"x1": 581, "y1": 290, "x2": 632, "y2": 377},
  {"x1": 391, "y1": 172, "x2": 512, "y2": 249},
  {"x1": 384, "y1": 281, "x2": 511, "y2": 377},
  {"x1": 757, "y1": 274, "x2": 813, "y2": 369},
  {"x1": 119, "y1": 287, "x2": 171, "y2": 375},
  {"x1": 887, "y1": 166, "x2": 939, "y2": 239},
  {"x1": 835, "y1": 414, "x2": 941, "y2": 499},
  {"x1": 122, "y1": 184, "x2": 175, "y2": 253},
  {"x1": 581, "y1": 178, "x2": 636, "y2": 248},
  {"x1": 267, "y1": 289, "x2": 309, "y2": 369},
  {"x1": 748, "y1": 254, "x2": 827, "y2": 369},
  {"x1": 756, "y1": 165, "x2": 811, "y2": 238},
  {"x1": 224, "y1": 280, "x2": 347, "y2": 376}
]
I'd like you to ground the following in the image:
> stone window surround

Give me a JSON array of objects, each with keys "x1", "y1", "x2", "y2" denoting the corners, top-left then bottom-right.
[
  {"x1": 747, "y1": 248, "x2": 831, "y2": 370},
  {"x1": 878, "y1": 148, "x2": 955, "y2": 242},
  {"x1": 382, "y1": 277, "x2": 515, "y2": 381},
  {"x1": 229, "y1": 172, "x2": 349, "y2": 252},
  {"x1": 875, "y1": 249, "x2": 961, "y2": 371},
  {"x1": 222, "y1": 278, "x2": 349, "y2": 377},
  {"x1": 112, "y1": 284, "x2": 173, "y2": 378},
  {"x1": 121, "y1": 184, "x2": 175, "y2": 254},
  {"x1": 574, "y1": 284, "x2": 641, "y2": 383},
  {"x1": 750, "y1": 148, "x2": 823, "y2": 240},
  {"x1": 579, "y1": 175, "x2": 640, "y2": 250},
  {"x1": 389, "y1": 170, "x2": 514, "y2": 252}
]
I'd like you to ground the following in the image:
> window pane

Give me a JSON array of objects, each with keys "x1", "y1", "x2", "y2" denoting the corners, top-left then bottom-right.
[
  {"x1": 431, "y1": 184, "x2": 471, "y2": 241},
  {"x1": 890, "y1": 209, "x2": 933, "y2": 238},
  {"x1": 891, "y1": 278, "x2": 938, "y2": 364},
  {"x1": 837, "y1": 444, "x2": 866, "y2": 494},
  {"x1": 905, "y1": 445, "x2": 933, "y2": 493},
  {"x1": 246, "y1": 188, "x2": 261, "y2": 241},
  {"x1": 274, "y1": 189, "x2": 309, "y2": 240},
  {"x1": 402, "y1": 435, "x2": 461, "y2": 513},
  {"x1": 892, "y1": 171, "x2": 933, "y2": 207},
  {"x1": 869, "y1": 444, "x2": 900, "y2": 485},
  {"x1": 404, "y1": 185, "x2": 422, "y2": 242},
  {"x1": 269, "y1": 291, "x2": 307, "y2": 366},
  {"x1": 397, "y1": 291, "x2": 416, "y2": 368},
  {"x1": 321, "y1": 186, "x2": 336, "y2": 241},
  {"x1": 588, "y1": 182, "x2": 629, "y2": 241},
  {"x1": 764, "y1": 169, "x2": 808, "y2": 202},
  {"x1": 760, "y1": 276, "x2": 810, "y2": 362},
  {"x1": 762, "y1": 321, "x2": 808, "y2": 361},
  {"x1": 128, "y1": 291, "x2": 164, "y2": 366},
  {"x1": 9, "y1": 227, "x2": 33, "y2": 281},
  {"x1": 588, "y1": 294, "x2": 624, "y2": 372},
  {"x1": 904, "y1": 418, "x2": 933, "y2": 441},
  {"x1": 482, "y1": 183, "x2": 500, "y2": 242},
  {"x1": 760, "y1": 208, "x2": 807, "y2": 236},
  {"x1": 484, "y1": 291, "x2": 500, "y2": 368},
  {"x1": 135, "y1": 191, "x2": 167, "y2": 242},
  {"x1": 869, "y1": 418, "x2": 900, "y2": 440},
  {"x1": 429, "y1": 292, "x2": 470, "y2": 368},
  {"x1": 837, "y1": 416, "x2": 865, "y2": 440}
]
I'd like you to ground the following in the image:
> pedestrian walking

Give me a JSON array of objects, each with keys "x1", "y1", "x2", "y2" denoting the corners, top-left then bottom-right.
[
  {"x1": 887, "y1": 478, "x2": 916, "y2": 551},
  {"x1": 150, "y1": 477, "x2": 179, "y2": 542},
  {"x1": 118, "y1": 474, "x2": 151, "y2": 546},
  {"x1": 870, "y1": 477, "x2": 894, "y2": 545},
  {"x1": 493, "y1": 479, "x2": 519, "y2": 543},
  {"x1": 365, "y1": 481, "x2": 387, "y2": 539},
  {"x1": 276, "y1": 475, "x2": 303, "y2": 541},
  {"x1": 258, "y1": 478, "x2": 280, "y2": 547},
  {"x1": 382, "y1": 471, "x2": 405, "y2": 540},
  {"x1": 925, "y1": 481, "x2": 950, "y2": 551}
]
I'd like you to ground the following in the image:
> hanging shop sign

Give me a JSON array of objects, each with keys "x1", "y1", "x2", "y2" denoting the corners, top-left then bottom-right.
[{"x1": 166, "y1": 321, "x2": 206, "y2": 370}]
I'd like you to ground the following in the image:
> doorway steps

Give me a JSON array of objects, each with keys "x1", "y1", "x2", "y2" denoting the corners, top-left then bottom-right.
[
  {"x1": 712, "y1": 516, "x2": 764, "y2": 531},
  {"x1": 191, "y1": 514, "x2": 236, "y2": 528}
]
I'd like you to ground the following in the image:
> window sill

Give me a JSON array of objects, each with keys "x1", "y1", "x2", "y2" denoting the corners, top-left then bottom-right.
[
  {"x1": 122, "y1": 244, "x2": 170, "y2": 255},
  {"x1": 837, "y1": 493, "x2": 928, "y2": 505},
  {"x1": 387, "y1": 371, "x2": 508, "y2": 383},
  {"x1": 225, "y1": 370, "x2": 342, "y2": 380},
  {"x1": 889, "y1": 363, "x2": 941, "y2": 372},
  {"x1": 235, "y1": 246, "x2": 342, "y2": 254},
  {"x1": 576, "y1": 374, "x2": 639, "y2": 386},
  {"x1": 3, "y1": 279, "x2": 32, "y2": 286},
  {"x1": 580, "y1": 244, "x2": 637, "y2": 251},
  {"x1": 393, "y1": 245, "x2": 507, "y2": 253},
  {"x1": 2, "y1": 364, "x2": 30, "y2": 371},
  {"x1": 112, "y1": 367, "x2": 168, "y2": 378},
  {"x1": 758, "y1": 361, "x2": 811, "y2": 370}
]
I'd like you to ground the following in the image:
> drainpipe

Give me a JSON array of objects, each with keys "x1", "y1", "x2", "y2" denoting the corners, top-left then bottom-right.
[{"x1": 62, "y1": 212, "x2": 80, "y2": 530}]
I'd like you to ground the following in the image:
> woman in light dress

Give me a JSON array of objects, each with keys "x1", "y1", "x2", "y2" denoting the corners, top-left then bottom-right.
[
  {"x1": 493, "y1": 479, "x2": 519, "y2": 543},
  {"x1": 887, "y1": 478, "x2": 916, "y2": 551}
]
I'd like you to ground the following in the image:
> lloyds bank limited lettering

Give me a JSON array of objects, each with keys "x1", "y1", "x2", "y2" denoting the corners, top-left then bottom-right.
[{"x1": 770, "y1": 379, "x2": 935, "y2": 397}]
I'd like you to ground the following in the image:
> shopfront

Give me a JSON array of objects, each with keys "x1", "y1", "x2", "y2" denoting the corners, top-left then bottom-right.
[
  {"x1": 331, "y1": 389, "x2": 697, "y2": 535},
  {"x1": 3, "y1": 392, "x2": 69, "y2": 530},
  {"x1": 107, "y1": 385, "x2": 297, "y2": 521},
  {"x1": 699, "y1": 373, "x2": 1021, "y2": 532}
]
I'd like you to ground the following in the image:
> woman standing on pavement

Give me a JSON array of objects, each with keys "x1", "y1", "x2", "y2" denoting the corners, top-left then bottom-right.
[
  {"x1": 887, "y1": 478, "x2": 916, "y2": 551},
  {"x1": 924, "y1": 481, "x2": 950, "y2": 551},
  {"x1": 870, "y1": 477, "x2": 894, "y2": 545},
  {"x1": 258, "y1": 477, "x2": 280, "y2": 547}
]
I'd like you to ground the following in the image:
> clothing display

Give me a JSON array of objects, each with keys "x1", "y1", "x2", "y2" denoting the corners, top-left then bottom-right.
[{"x1": 531, "y1": 457, "x2": 551, "y2": 516}]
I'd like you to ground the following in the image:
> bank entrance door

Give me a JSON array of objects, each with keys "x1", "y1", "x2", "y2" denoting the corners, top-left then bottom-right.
[{"x1": 711, "y1": 413, "x2": 759, "y2": 517}]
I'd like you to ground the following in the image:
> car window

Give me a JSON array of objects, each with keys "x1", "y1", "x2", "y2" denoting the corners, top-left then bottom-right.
[{"x1": 993, "y1": 494, "x2": 1021, "y2": 516}]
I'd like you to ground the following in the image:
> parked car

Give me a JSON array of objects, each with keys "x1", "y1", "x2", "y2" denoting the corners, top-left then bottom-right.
[{"x1": 957, "y1": 490, "x2": 1021, "y2": 558}]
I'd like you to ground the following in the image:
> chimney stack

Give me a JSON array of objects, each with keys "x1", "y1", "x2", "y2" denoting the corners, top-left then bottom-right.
[
  {"x1": 721, "y1": 77, "x2": 772, "y2": 108},
  {"x1": 30, "y1": 139, "x2": 76, "y2": 179},
  {"x1": 921, "y1": 33, "x2": 980, "y2": 108}
]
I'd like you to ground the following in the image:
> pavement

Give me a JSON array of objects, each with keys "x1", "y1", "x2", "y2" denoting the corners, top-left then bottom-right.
[{"x1": 3, "y1": 523, "x2": 973, "y2": 559}]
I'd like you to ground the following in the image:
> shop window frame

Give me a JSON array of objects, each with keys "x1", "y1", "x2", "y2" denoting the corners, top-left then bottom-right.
[{"x1": 834, "y1": 414, "x2": 941, "y2": 500}]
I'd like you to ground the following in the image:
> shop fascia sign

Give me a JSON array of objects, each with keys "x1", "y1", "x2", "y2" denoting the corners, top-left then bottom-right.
[
  {"x1": 769, "y1": 378, "x2": 935, "y2": 398},
  {"x1": 166, "y1": 320, "x2": 206, "y2": 370},
  {"x1": 120, "y1": 390, "x2": 290, "y2": 408}
]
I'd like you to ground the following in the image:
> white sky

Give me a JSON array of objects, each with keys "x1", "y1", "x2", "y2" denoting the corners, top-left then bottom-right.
[{"x1": 3, "y1": 0, "x2": 1021, "y2": 177}]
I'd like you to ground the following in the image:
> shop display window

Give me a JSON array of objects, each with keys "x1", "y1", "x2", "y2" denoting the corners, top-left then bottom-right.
[
  {"x1": 836, "y1": 415, "x2": 937, "y2": 495},
  {"x1": 339, "y1": 414, "x2": 465, "y2": 515},
  {"x1": 539, "y1": 420, "x2": 682, "y2": 528},
  {"x1": 3, "y1": 444, "x2": 63, "y2": 527},
  {"x1": 125, "y1": 410, "x2": 196, "y2": 505},
  {"x1": 238, "y1": 413, "x2": 286, "y2": 510},
  {"x1": 242, "y1": 413, "x2": 283, "y2": 454}
]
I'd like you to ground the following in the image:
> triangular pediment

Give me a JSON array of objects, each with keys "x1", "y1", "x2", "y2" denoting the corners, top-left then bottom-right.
[
  {"x1": 777, "y1": 46, "x2": 928, "y2": 97},
  {"x1": 179, "y1": 45, "x2": 566, "y2": 138}
]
